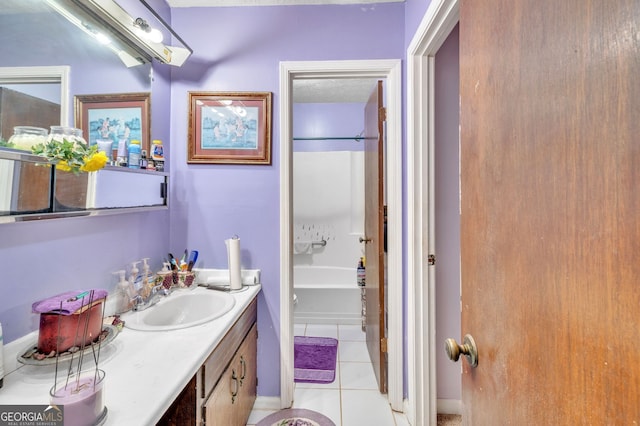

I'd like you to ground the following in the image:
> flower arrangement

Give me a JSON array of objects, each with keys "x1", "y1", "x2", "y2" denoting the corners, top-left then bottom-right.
[{"x1": 31, "y1": 138, "x2": 108, "y2": 174}]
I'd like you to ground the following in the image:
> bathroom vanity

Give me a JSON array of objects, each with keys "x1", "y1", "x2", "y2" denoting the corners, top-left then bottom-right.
[
  {"x1": 0, "y1": 285, "x2": 261, "y2": 425},
  {"x1": 159, "y1": 296, "x2": 257, "y2": 425}
]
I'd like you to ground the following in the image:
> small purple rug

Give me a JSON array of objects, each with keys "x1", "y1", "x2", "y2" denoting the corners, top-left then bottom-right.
[
  {"x1": 294, "y1": 336, "x2": 338, "y2": 384},
  {"x1": 256, "y1": 408, "x2": 336, "y2": 426}
]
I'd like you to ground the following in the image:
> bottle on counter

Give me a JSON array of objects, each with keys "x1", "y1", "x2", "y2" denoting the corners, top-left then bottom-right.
[
  {"x1": 117, "y1": 137, "x2": 128, "y2": 167},
  {"x1": 128, "y1": 140, "x2": 141, "y2": 169},
  {"x1": 151, "y1": 139, "x2": 164, "y2": 172},
  {"x1": 357, "y1": 257, "x2": 366, "y2": 287},
  {"x1": 140, "y1": 149, "x2": 148, "y2": 169},
  {"x1": 151, "y1": 139, "x2": 164, "y2": 161},
  {"x1": 114, "y1": 270, "x2": 133, "y2": 314}
]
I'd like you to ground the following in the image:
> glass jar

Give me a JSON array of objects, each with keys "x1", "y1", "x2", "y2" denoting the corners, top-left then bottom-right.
[
  {"x1": 48, "y1": 126, "x2": 86, "y2": 145},
  {"x1": 72, "y1": 128, "x2": 88, "y2": 146},
  {"x1": 7, "y1": 126, "x2": 48, "y2": 151}
]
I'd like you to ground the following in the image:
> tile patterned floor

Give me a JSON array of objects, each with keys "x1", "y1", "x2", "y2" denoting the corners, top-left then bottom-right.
[{"x1": 247, "y1": 323, "x2": 410, "y2": 426}]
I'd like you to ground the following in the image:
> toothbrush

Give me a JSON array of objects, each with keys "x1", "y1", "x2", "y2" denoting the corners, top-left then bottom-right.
[
  {"x1": 180, "y1": 249, "x2": 188, "y2": 270},
  {"x1": 187, "y1": 250, "x2": 198, "y2": 272},
  {"x1": 168, "y1": 253, "x2": 178, "y2": 270}
]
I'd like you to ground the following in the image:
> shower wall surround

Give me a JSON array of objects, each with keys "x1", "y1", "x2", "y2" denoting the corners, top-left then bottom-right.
[{"x1": 293, "y1": 102, "x2": 366, "y2": 268}]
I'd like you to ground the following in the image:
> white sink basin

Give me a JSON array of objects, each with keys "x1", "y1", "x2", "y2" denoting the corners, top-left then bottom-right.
[{"x1": 123, "y1": 289, "x2": 236, "y2": 331}]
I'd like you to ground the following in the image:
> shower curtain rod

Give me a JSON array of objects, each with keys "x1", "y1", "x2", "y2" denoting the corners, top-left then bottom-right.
[{"x1": 292, "y1": 136, "x2": 377, "y2": 141}]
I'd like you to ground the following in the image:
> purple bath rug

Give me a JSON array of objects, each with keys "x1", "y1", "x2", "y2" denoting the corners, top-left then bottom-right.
[
  {"x1": 294, "y1": 336, "x2": 338, "y2": 384},
  {"x1": 256, "y1": 408, "x2": 336, "y2": 426}
]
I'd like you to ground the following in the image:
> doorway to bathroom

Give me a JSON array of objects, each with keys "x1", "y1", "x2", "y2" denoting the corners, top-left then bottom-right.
[
  {"x1": 291, "y1": 78, "x2": 387, "y2": 394},
  {"x1": 279, "y1": 60, "x2": 403, "y2": 411}
]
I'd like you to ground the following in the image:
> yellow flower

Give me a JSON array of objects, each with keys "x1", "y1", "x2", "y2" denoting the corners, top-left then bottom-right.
[
  {"x1": 56, "y1": 161, "x2": 72, "y2": 172},
  {"x1": 80, "y1": 151, "x2": 108, "y2": 172}
]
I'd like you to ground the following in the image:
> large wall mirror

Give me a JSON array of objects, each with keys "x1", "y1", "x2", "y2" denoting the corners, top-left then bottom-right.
[{"x1": 0, "y1": 0, "x2": 186, "y2": 223}]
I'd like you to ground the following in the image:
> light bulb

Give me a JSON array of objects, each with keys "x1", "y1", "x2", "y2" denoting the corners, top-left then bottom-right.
[{"x1": 147, "y1": 28, "x2": 163, "y2": 43}]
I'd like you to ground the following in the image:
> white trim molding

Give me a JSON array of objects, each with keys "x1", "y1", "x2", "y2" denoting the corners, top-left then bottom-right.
[
  {"x1": 279, "y1": 59, "x2": 403, "y2": 411},
  {"x1": 406, "y1": 1, "x2": 459, "y2": 425},
  {"x1": 0, "y1": 66, "x2": 70, "y2": 126}
]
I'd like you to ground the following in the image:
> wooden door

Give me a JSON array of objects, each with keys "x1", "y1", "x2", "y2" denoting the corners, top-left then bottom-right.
[
  {"x1": 364, "y1": 80, "x2": 387, "y2": 393},
  {"x1": 458, "y1": 0, "x2": 640, "y2": 423}
]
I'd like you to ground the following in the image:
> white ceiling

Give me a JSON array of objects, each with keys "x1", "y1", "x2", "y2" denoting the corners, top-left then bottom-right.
[
  {"x1": 167, "y1": 0, "x2": 401, "y2": 7},
  {"x1": 293, "y1": 78, "x2": 378, "y2": 103}
]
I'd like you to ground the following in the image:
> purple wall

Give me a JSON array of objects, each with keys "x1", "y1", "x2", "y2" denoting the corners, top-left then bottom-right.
[
  {"x1": 0, "y1": 0, "x2": 463, "y2": 405},
  {"x1": 169, "y1": 3, "x2": 404, "y2": 397},
  {"x1": 0, "y1": 213, "x2": 170, "y2": 343},
  {"x1": 434, "y1": 23, "x2": 460, "y2": 402},
  {"x1": 405, "y1": 0, "x2": 434, "y2": 48},
  {"x1": 0, "y1": 7, "x2": 172, "y2": 343},
  {"x1": 293, "y1": 103, "x2": 365, "y2": 152}
]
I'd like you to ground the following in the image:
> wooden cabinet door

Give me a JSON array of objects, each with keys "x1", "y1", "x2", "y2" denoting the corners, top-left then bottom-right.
[
  {"x1": 237, "y1": 325, "x2": 257, "y2": 425},
  {"x1": 203, "y1": 325, "x2": 257, "y2": 426},
  {"x1": 203, "y1": 360, "x2": 241, "y2": 426}
]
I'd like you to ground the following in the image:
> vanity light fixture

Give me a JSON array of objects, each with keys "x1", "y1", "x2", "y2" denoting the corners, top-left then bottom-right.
[
  {"x1": 44, "y1": 0, "x2": 145, "y2": 68},
  {"x1": 45, "y1": 0, "x2": 192, "y2": 67}
]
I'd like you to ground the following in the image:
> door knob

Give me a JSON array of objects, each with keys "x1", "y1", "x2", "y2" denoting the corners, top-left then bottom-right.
[
  {"x1": 445, "y1": 334, "x2": 478, "y2": 368},
  {"x1": 359, "y1": 237, "x2": 372, "y2": 243}
]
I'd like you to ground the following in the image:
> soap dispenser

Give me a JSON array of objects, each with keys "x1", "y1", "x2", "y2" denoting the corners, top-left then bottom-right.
[
  {"x1": 114, "y1": 270, "x2": 134, "y2": 314},
  {"x1": 141, "y1": 258, "x2": 155, "y2": 296},
  {"x1": 130, "y1": 261, "x2": 142, "y2": 294}
]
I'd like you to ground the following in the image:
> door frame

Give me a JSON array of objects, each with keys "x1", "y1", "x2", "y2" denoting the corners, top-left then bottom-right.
[
  {"x1": 279, "y1": 59, "x2": 403, "y2": 410},
  {"x1": 406, "y1": 0, "x2": 459, "y2": 425}
]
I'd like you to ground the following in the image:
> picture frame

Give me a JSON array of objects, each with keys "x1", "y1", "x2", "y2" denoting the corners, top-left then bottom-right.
[
  {"x1": 74, "y1": 92, "x2": 151, "y2": 153},
  {"x1": 188, "y1": 91, "x2": 272, "y2": 165}
]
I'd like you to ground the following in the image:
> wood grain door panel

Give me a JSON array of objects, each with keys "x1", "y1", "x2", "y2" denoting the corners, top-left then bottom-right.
[
  {"x1": 364, "y1": 80, "x2": 387, "y2": 393},
  {"x1": 459, "y1": 0, "x2": 640, "y2": 423}
]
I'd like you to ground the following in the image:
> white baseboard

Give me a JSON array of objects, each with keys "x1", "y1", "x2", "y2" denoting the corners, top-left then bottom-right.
[
  {"x1": 252, "y1": 396, "x2": 283, "y2": 411},
  {"x1": 437, "y1": 399, "x2": 462, "y2": 415}
]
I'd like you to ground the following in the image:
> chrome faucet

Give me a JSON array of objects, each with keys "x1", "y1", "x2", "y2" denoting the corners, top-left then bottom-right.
[{"x1": 132, "y1": 284, "x2": 171, "y2": 311}]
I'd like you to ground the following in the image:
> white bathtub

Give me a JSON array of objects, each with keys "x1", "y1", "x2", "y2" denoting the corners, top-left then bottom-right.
[{"x1": 293, "y1": 266, "x2": 361, "y2": 325}]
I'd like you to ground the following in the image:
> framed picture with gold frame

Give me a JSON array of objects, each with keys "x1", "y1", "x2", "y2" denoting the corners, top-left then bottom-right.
[
  {"x1": 187, "y1": 91, "x2": 272, "y2": 165},
  {"x1": 74, "y1": 92, "x2": 151, "y2": 153}
]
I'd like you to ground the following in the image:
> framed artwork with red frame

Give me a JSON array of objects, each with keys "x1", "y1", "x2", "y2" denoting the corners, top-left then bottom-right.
[
  {"x1": 74, "y1": 92, "x2": 150, "y2": 153},
  {"x1": 188, "y1": 91, "x2": 272, "y2": 165}
]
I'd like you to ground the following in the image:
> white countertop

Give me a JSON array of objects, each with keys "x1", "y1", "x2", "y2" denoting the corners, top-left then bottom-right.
[{"x1": 0, "y1": 285, "x2": 261, "y2": 425}]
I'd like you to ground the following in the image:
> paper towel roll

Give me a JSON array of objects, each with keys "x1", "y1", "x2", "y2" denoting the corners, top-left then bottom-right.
[{"x1": 225, "y1": 236, "x2": 242, "y2": 290}]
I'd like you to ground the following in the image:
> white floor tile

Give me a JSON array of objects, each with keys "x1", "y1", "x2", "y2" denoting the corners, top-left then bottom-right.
[
  {"x1": 305, "y1": 324, "x2": 338, "y2": 338},
  {"x1": 338, "y1": 340, "x2": 370, "y2": 363},
  {"x1": 338, "y1": 324, "x2": 365, "y2": 341},
  {"x1": 339, "y1": 361, "x2": 378, "y2": 390},
  {"x1": 293, "y1": 387, "x2": 342, "y2": 426},
  {"x1": 341, "y1": 389, "x2": 395, "y2": 426},
  {"x1": 248, "y1": 324, "x2": 405, "y2": 426}
]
